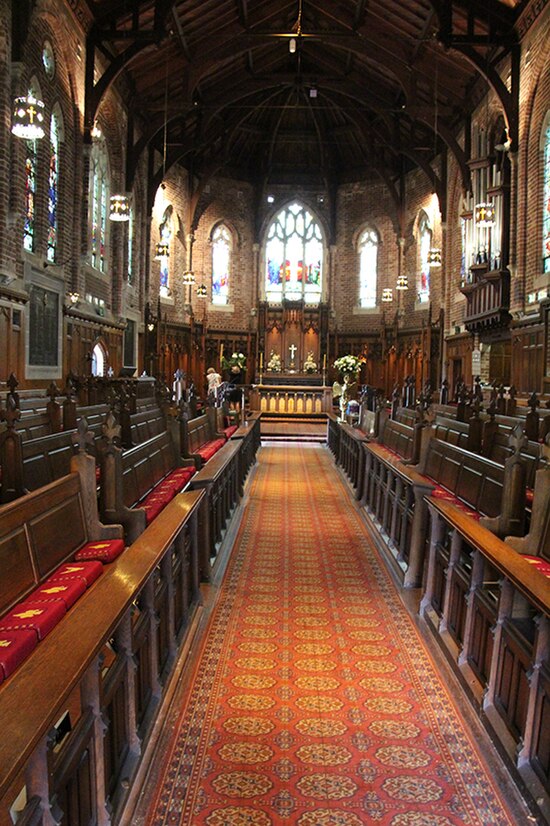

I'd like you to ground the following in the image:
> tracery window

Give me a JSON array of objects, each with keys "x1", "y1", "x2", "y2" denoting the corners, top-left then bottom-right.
[
  {"x1": 212, "y1": 224, "x2": 231, "y2": 305},
  {"x1": 47, "y1": 110, "x2": 60, "y2": 262},
  {"x1": 23, "y1": 84, "x2": 41, "y2": 253},
  {"x1": 158, "y1": 206, "x2": 173, "y2": 298},
  {"x1": 543, "y1": 117, "x2": 550, "y2": 274},
  {"x1": 265, "y1": 203, "x2": 323, "y2": 303},
  {"x1": 418, "y1": 212, "x2": 431, "y2": 303},
  {"x1": 89, "y1": 140, "x2": 108, "y2": 272},
  {"x1": 358, "y1": 228, "x2": 378, "y2": 308}
]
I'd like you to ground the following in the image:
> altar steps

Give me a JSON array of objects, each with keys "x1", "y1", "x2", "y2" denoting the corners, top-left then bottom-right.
[{"x1": 260, "y1": 416, "x2": 328, "y2": 443}]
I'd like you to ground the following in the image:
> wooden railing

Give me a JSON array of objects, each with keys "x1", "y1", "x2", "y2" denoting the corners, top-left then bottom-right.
[
  {"x1": 0, "y1": 492, "x2": 205, "y2": 825},
  {"x1": 249, "y1": 384, "x2": 333, "y2": 414},
  {"x1": 421, "y1": 499, "x2": 550, "y2": 812},
  {"x1": 459, "y1": 268, "x2": 511, "y2": 332}
]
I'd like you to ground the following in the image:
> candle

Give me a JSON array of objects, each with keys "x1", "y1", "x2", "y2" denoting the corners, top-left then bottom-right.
[
  {"x1": 259, "y1": 352, "x2": 263, "y2": 370},
  {"x1": 323, "y1": 354, "x2": 327, "y2": 370},
  {"x1": 220, "y1": 343, "x2": 224, "y2": 365}
]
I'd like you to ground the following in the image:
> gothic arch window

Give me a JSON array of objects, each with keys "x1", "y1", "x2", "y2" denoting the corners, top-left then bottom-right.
[
  {"x1": 89, "y1": 138, "x2": 109, "y2": 272},
  {"x1": 158, "y1": 205, "x2": 173, "y2": 298},
  {"x1": 47, "y1": 106, "x2": 63, "y2": 263},
  {"x1": 91, "y1": 342, "x2": 106, "y2": 377},
  {"x1": 23, "y1": 79, "x2": 43, "y2": 253},
  {"x1": 417, "y1": 211, "x2": 431, "y2": 303},
  {"x1": 212, "y1": 223, "x2": 232, "y2": 305},
  {"x1": 358, "y1": 228, "x2": 379, "y2": 308},
  {"x1": 542, "y1": 112, "x2": 550, "y2": 274},
  {"x1": 264, "y1": 202, "x2": 323, "y2": 303}
]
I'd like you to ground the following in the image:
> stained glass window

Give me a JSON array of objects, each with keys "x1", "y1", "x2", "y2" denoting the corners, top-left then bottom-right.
[
  {"x1": 23, "y1": 136, "x2": 37, "y2": 252},
  {"x1": 544, "y1": 120, "x2": 550, "y2": 274},
  {"x1": 90, "y1": 142, "x2": 108, "y2": 272},
  {"x1": 418, "y1": 213, "x2": 431, "y2": 303},
  {"x1": 47, "y1": 112, "x2": 59, "y2": 262},
  {"x1": 358, "y1": 229, "x2": 378, "y2": 308},
  {"x1": 212, "y1": 224, "x2": 231, "y2": 305},
  {"x1": 159, "y1": 207, "x2": 172, "y2": 298},
  {"x1": 265, "y1": 203, "x2": 323, "y2": 303}
]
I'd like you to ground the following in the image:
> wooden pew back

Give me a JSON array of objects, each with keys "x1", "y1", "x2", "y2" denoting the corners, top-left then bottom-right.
[
  {"x1": 433, "y1": 416, "x2": 470, "y2": 450},
  {"x1": 421, "y1": 438, "x2": 504, "y2": 516},
  {"x1": 380, "y1": 418, "x2": 415, "y2": 462},
  {"x1": 121, "y1": 430, "x2": 180, "y2": 509},
  {"x1": 129, "y1": 407, "x2": 166, "y2": 445}
]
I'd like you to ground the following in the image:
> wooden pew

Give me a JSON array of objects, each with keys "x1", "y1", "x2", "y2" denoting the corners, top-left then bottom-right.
[
  {"x1": 98, "y1": 419, "x2": 197, "y2": 544},
  {"x1": 179, "y1": 410, "x2": 227, "y2": 468},
  {"x1": 229, "y1": 412, "x2": 261, "y2": 495},
  {"x1": 0, "y1": 469, "x2": 204, "y2": 825}
]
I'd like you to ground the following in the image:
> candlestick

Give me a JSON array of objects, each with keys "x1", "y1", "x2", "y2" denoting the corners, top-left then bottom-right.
[
  {"x1": 259, "y1": 352, "x2": 263, "y2": 371},
  {"x1": 220, "y1": 343, "x2": 224, "y2": 366},
  {"x1": 323, "y1": 353, "x2": 327, "y2": 370}
]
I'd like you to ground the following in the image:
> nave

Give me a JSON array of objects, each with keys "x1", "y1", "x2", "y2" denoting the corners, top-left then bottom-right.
[{"x1": 127, "y1": 444, "x2": 529, "y2": 826}]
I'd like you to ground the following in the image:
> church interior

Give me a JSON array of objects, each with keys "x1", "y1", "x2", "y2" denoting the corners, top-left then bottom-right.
[{"x1": 0, "y1": 0, "x2": 550, "y2": 824}]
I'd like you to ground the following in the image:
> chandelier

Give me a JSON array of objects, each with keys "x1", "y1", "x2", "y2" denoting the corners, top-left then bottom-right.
[
  {"x1": 11, "y1": 95, "x2": 45, "y2": 139},
  {"x1": 155, "y1": 241, "x2": 169, "y2": 259},
  {"x1": 196, "y1": 284, "x2": 208, "y2": 298},
  {"x1": 381, "y1": 288, "x2": 393, "y2": 303},
  {"x1": 427, "y1": 248, "x2": 441, "y2": 267},
  {"x1": 396, "y1": 275, "x2": 409, "y2": 290},
  {"x1": 182, "y1": 271, "x2": 195, "y2": 285},
  {"x1": 474, "y1": 202, "x2": 496, "y2": 227},
  {"x1": 109, "y1": 194, "x2": 130, "y2": 222}
]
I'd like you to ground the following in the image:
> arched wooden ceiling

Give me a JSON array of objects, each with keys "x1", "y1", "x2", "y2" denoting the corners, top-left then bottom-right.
[{"x1": 83, "y1": 0, "x2": 523, "y2": 193}]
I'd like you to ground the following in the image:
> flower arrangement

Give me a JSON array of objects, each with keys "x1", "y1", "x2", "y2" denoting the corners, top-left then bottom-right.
[
  {"x1": 222, "y1": 351, "x2": 247, "y2": 373},
  {"x1": 333, "y1": 354, "x2": 363, "y2": 376},
  {"x1": 267, "y1": 351, "x2": 282, "y2": 372},
  {"x1": 303, "y1": 352, "x2": 317, "y2": 373}
]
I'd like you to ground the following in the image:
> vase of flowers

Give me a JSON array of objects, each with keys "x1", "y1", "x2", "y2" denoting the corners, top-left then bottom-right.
[
  {"x1": 222, "y1": 351, "x2": 247, "y2": 382},
  {"x1": 333, "y1": 354, "x2": 362, "y2": 378}
]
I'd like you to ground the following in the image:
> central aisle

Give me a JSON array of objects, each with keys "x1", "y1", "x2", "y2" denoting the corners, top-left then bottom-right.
[{"x1": 139, "y1": 445, "x2": 520, "y2": 825}]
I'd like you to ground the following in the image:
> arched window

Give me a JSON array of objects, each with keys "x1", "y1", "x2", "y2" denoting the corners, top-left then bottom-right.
[
  {"x1": 47, "y1": 108, "x2": 61, "y2": 263},
  {"x1": 212, "y1": 223, "x2": 231, "y2": 305},
  {"x1": 158, "y1": 205, "x2": 173, "y2": 298},
  {"x1": 265, "y1": 203, "x2": 323, "y2": 303},
  {"x1": 23, "y1": 81, "x2": 42, "y2": 253},
  {"x1": 418, "y1": 212, "x2": 431, "y2": 303},
  {"x1": 543, "y1": 114, "x2": 550, "y2": 274},
  {"x1": 358, "y1": 228, "x2": 378, "y2": 308},
  {"x1": 89, "y1": 140, "x2": 108, "y2": 272},
  {"x1": 91, "y1": 342, "x2": 106, "y2": 377}
]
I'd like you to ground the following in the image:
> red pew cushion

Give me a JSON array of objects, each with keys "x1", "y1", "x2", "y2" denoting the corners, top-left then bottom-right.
[
  {"x1": 523, "y1": 555, "x2": 550, "y2": 578},
  {"x1": 0, "y1": 630, "x2": 38, "y2": 683},
  {"x1": 75, "y1": 539, "x2": 125, "y2": 563},
  {"x1": 0, "y1": 601, "x2": 66, "y2": 640},
  {"x1": 224, "y1": 425, "x2": 238, "y2": 439},
  {"x1": 165, "y1": 467, "x2": 195, "y2": 488},
  {"x1": 197, "y1": 438, "x2": 226, "y2": 461},
  {"x1": 23, "y1": 579, "x2": 86, "y2": 610},
  {"x1": 430, "y1": 485, "x2": 481, "y2": 521},
  {"x1": 47, "y1": 560, "x2": 103, "y2": 588}
]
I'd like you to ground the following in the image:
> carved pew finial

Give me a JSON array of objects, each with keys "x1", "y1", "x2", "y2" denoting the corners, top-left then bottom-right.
[
  {"x1": 74, "y1": 416, "x2": 94, "y2": 453},
  {"x1": 102, "y1": 411, "x2": 121, "y2": 445},
  {"x1": 0, "y1": 394, "x2": 21, "y2": 430}
]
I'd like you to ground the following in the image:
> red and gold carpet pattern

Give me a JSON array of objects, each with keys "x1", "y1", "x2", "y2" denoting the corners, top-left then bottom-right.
[{"x1": 147, "y1": 445, "x2": 515, "y2": 825}]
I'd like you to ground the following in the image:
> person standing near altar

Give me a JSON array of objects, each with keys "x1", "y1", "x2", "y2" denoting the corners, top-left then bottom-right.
[{"x1": 206, "y1": 367, "x2": 222, "y2": 404}]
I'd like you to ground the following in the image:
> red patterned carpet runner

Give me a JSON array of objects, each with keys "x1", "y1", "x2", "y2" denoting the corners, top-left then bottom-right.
[{"x1": 146, "y1": 445, "x2": 516, "y2": 826}]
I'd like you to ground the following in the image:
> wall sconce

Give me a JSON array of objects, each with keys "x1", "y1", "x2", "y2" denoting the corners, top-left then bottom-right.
[
  {"x1": 154, "y1": 242, "x2": 169, "y2": 260},
  {"x1": 474, "y1": 202, "x2": 496, "y2": 227},
  {"x1": 182, "y1": 271, "x2": 195, "y2": 285},
  {"x1": 11, "y1": 95, "x2": 45, "y2": 139},
  {"x1": 109, "y1": 194, "x2": 130, "y2": 222},
  {"x1": 196, "y1": 284, "x2": 208, "y2": 298},
  {"x1": 381, "y1": 288, "x2": 393, "y2": 303},
  {"x1": 396, "y1": 275, "x2": 409, "y2": 290},
  {"x1": 427, "y1": 249, "x2": 442, "y2": 268}
]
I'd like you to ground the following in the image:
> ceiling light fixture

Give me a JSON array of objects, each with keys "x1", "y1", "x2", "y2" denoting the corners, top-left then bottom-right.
[
  {"x1": 182, "y1": 271, "x2": 195, "y2": 285},
  {"x1": 109, "y1": 194, "x2": 130, "y2": 222},
  {"x1": 11, "y1": 95, "x2": 45, "y2": 139},
  {"x1": 289, "y1": 0, "x2": 303, "y2": 53},
  {"x1": 381, "y1": 288, "x2": 393, "y2": 303}
]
